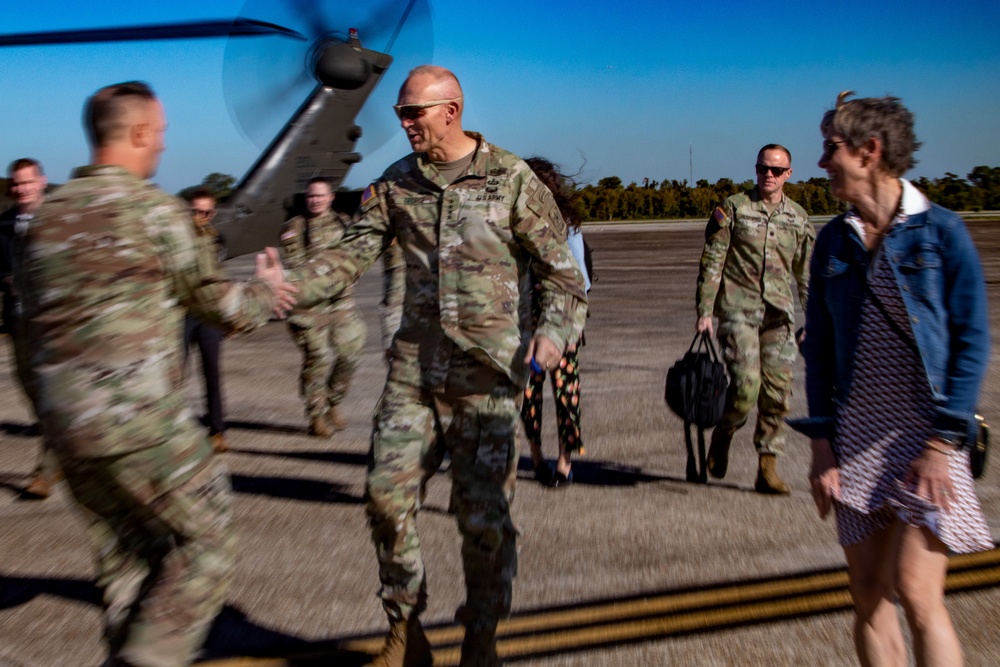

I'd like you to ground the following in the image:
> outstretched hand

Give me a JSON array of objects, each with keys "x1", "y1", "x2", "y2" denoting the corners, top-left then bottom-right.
[{"x1": 255, "y1": 247, "x2": 298, "y2": 318}]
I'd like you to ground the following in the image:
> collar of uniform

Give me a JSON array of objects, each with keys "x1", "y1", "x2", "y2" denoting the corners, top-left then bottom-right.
[
  {"x1": 305, "y1": 210, "x2": 334, "y2": 226},
  {"x1": 72, "y1": 164, "x2": 145, "y2": 183},
  {"x1": 749, "y1": 185, "x2": 786, "y2": 212},
  {"x1": 414, "y1": 131, "x2": 490, "y2": 186}
]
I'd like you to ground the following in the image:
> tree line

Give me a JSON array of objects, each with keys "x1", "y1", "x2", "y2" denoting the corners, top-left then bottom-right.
[
  {"x1": 570, "y1": 166, "x2": 1000, "y2": 221},
  {"x1": 166, "y1": 166, "x2": 1000, "y2": 222}
]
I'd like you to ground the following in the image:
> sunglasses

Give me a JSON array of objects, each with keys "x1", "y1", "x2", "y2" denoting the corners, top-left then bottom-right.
[
  {"x1": 392, "y1": 96, "x2": 462, "y2": 121},
  {"x1": 191, "y1": 208, "x2": 216, "y2": 218},
  {"x1": 822, "y1": 139, "x2": 848, "y2": 158},
  {"x1": 755, "y1": 164, "x2": 790, "y2": 177}
]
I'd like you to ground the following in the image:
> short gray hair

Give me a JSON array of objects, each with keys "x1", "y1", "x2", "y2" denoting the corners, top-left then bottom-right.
[{"x1": 820, "y1": 91, "x2": 921, "y2": 177}]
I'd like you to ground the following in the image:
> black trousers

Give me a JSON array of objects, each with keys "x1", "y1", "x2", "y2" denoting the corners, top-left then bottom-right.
[{"x1": 183, "y1": 315, "x2": 225, "y2": 435}]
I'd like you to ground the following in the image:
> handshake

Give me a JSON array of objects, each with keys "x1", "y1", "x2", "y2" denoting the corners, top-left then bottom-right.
[{"x1": 253, "y1": 247, "x2": 298, "y2": 318}]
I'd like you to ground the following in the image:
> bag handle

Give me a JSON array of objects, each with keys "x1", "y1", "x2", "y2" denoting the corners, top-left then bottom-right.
[{"x1": 689, "y1": 330, "x2": 721, "y2": 363}]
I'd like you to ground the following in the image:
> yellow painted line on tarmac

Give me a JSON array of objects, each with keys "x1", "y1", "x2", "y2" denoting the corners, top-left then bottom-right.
[{"x1": 196, "y1": 548, "x2": 1000, "y2": 666}]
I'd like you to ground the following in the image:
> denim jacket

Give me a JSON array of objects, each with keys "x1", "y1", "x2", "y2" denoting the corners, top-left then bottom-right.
[{"x1": 791, "y1": 183, "x2": 989, "y2": 447}]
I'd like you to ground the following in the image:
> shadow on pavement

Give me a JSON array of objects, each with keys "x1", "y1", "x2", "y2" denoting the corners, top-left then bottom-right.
[
  {"x1": 0, "y1": 421, "x2": 39, "y2": 437},
  {"x1": 228, "y1": 446, "x2": 368, "y2": 468},
  {"x1": 201, "y1": 605, "x2": 375, "y2": 665},
  {"x1": 230, "y1": 474, "x2": 364, "y2": 504},
  {"x1": 0, "y1": 574, "x2": 100, "y2": 609},
  {"x1": 225, "y1": 419, "x2": 310, "y2": 436}
]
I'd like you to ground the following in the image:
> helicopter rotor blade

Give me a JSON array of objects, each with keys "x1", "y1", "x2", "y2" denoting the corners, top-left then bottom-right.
[
  {"x1": 384, "y1": 0, "x2": 421, "y2": 54},
  {"x1": 222, "y1": 0, "x2": 433, "y2": 155},
  {"x1": 0, "y1": 19, "x2": 305, "y2": 48},
  {"x1": 286, "y1": 0, "x2": 331, "y2": 42}
]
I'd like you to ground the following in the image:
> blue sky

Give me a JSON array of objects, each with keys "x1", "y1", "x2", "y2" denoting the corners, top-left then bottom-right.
[{"x1": 2, "y1": 1, "x2": 998, "y2": 195}]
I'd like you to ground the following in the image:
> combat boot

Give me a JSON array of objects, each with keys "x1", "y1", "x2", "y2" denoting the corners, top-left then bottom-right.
[
  {"x1": 706, "y1": 428, "x2": 733, "y2": 479},
  {"x1": 755, "y1": 454, "x2": 790, "y2": 495},
  {"x1": 309, "y1": 412, "x2": 333, "y2": 438},
  {"x1": 327, "y1": 404, "x2": 347, "y2": 431},
  {"x1": 211, "y1": 433, "x2": 229, "y2": 453},
  {"x1": 364, "y1": 617, "x2": 433, "y2": 667},
  {"x1": 21, "y1": 469, "x2": 63, "y2": 500}
]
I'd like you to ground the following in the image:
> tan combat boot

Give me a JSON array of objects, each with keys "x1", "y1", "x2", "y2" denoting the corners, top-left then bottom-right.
[
  {"x1": 706, "y1": 428, "x2": 733, "y2": 479},
  {"x1": 21, "y1": 469, "x2": 63, "y2": 500},
  {"x1": 211, "y1": 433, "x2": 229, "y2": 453},
  {"x1": 364, "y1": 617, "x2": 433, "y2": 667},
  {"x1": 755, "y1": 454, "x2": 790, "y2": 495},
  {"x1": 309, "y1": 412, "x2": 333, "y2": 438},
  {"x1": 327, "y1": 404, "x2": 347, "y2": 431}
]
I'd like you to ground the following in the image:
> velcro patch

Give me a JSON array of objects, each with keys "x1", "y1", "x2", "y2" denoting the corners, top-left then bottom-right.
[
  {"x1": 526, "y1": 180, "x2": 565, "y2": 235},
  {"x1": 361, "y1": 184, "x2": 378, "y2": 210},
  {"x1": 712, "y1": 207, "x2": 728, "y2": 223}
]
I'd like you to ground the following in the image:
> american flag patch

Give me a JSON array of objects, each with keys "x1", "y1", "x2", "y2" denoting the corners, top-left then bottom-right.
[
  {"x1": 361, "y1": 184, "x2": 377, "y2": 206},
  {"x1": 712, "y1": 207, "x2": 727, "y2": 223},
  {"x1": 280, "y1": 229, "x2": 297, "y2": 241}
]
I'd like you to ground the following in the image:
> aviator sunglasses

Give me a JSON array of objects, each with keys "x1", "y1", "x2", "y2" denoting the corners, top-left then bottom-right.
[
  {"x1": 755, "y1": 164, "x2": 790, "y2": 177},
  {"x1": 392, "y1": 96, "x2": 462, "y2": 121}
]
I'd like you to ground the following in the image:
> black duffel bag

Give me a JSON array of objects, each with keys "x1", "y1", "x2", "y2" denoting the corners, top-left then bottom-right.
[{"x1": 666, "y1": 332, "x2": 729, "y2": 482}]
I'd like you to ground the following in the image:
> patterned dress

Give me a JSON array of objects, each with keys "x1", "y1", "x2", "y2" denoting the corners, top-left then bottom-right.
[
  {"x1": 833, "y1": 250, "x2": 992, "y2": 553},
  {"x1": 521, "y1": 280, "x2": 584, "y2": 455}
]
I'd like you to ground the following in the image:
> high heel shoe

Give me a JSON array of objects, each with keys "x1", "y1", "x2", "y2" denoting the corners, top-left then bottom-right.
[
  {"x1": 533, "y1": 461, "x2": 553, "y2": 486},
  {"x1": 549, "y1": 469, "x2": 573, "y2": 489}
]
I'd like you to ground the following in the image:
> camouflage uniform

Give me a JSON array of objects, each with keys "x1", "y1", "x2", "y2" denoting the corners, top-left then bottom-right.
[
  {"x1": 377, "y1": 239, "x2": 405, "y2": 354},
  {"x1": 696, "y1": 186, "x2": 814, "y2": 454},
  {"x1": 21, "y1": 165, "x2": 277, "y2": 667},
  {"x1": 281, "y1": 210, "x2": 366, "y2": 418},
  {"x1": 288, "y1": 132, "x2": 587, "y2": 632}
]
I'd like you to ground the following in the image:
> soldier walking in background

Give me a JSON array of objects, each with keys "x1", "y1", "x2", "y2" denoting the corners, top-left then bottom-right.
[
  {"x1": 21, "y1": 81, "x2": 295, "y2": 667},
  {"x1": 182, "y1": 188, "x2": 230, "y2": 453},
  {"x1": 696, "y1": 144, "x2": 815, "y2": 494},
  {"x1": 287, "y1": 65, "x2": 587, "y2": 667},
  {"x1": 281, "y1": 177, "x2": 367, "y2": 437},
  {"x1": 0, "y1": 157, "x2": 59, "y2": 498}
]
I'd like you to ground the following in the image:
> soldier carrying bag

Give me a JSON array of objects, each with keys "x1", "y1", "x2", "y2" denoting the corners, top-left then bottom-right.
[{"x1": 665, "y1": 332, "x2": 729, "y2": 483}]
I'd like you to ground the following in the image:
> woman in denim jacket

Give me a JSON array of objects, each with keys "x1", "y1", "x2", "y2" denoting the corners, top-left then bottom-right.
[{"x1": 796, "y1": 92, "x2": 992, "y2": 666}]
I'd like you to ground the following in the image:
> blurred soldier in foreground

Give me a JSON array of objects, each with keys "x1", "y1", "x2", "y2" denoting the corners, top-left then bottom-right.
[
  {"x1": 21, "y1": 81, "x2": 295, "y2": 667},
  {"x1": 696, "y1": 144, "x2": 815, "y2": 494},
  {"x1": 183, "y1": 189, "x2": 230, "y2": 452},
  {"x1": 287, "y1": 65, "x2": 587, "y2": 666},
  {"x1": 280, "y1": 177, "x2": 368, "y2": 436},
  {"x1": 1, "y1": 158, "x2": 60, "y2": 498}
]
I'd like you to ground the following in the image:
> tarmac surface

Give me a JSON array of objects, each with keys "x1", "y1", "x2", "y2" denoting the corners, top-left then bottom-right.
[{"x1": 1, "y1": 220, "x2": 999, "y2": 666}]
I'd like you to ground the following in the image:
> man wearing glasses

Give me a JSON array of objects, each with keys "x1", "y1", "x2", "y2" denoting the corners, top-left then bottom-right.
[
  {"x1": 696, "y1": 144, "x2": 815, "y2": 495},
  {"x1": 287, "y1": 65, "x2": 587, "y2": 667},
  {"x1": 183, "y1": 188, "x2": 229, "y2": 452}
]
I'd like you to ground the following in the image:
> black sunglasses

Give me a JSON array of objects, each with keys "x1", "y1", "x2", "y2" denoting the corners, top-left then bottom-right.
[
  {"x1": 822, "y1": 140, "x2": 848, "y2": 158},
  {"x1": 755, "y1": 164, "x2": 790, "y2": 177}
]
